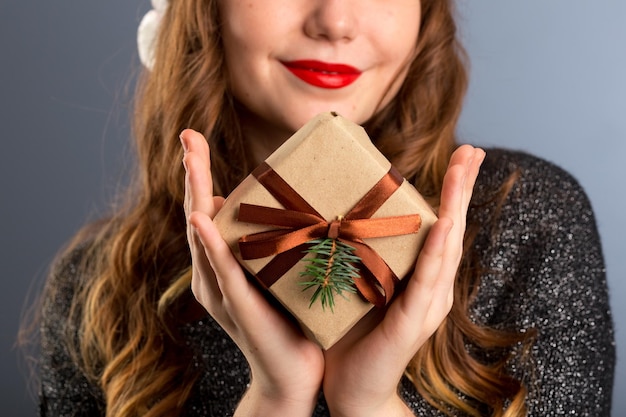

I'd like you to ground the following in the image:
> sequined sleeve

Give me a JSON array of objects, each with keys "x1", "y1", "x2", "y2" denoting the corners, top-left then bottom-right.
[
  {"x1": 39, "y1": 246, "x2": 105, "y2": 416},
  {"x1": 469, "y1": 149, "x2": 615, "y2": 415}
]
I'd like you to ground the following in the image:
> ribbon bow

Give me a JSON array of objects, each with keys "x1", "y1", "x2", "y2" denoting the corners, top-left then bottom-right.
[{"x1": 237, "y1": 162, "x2": 422, "y2": 307}]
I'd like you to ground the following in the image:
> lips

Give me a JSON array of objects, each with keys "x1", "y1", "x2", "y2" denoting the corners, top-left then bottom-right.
[{"x1": 281, "y1": 60, "x2": 362, "y2": 89}]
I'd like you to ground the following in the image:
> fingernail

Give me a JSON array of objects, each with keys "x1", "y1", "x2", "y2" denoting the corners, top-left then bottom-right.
[
  {"x1": 477, "y1": 148, "x2": 486, "y2": 162},
  {"x1": 180, "y1": 132, "x2": 189, "y2": 153}
]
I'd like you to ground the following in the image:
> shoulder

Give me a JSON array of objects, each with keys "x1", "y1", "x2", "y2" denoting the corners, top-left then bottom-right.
[
  {"x1": 477, "y1": 148, "x2": 590, "y2": 204},
  {"x1": 473, "y1": 148, "x2": 597, "y2": 232},
  {"x1": 468, "y1": 147, "x2": 608, "y2": 325},
  {"x1": 44, "y1": 244, "x2": 87, "y2": 310},
  {"x1": 42, "y1": 238, "x2": 96, "y2": 320},
  {"x1": 467, "y1": 148, "x2": 606, "y2": 325},
  {"x1": 40, "y1": 237, "x2": 98, "y2": 369},
  {"x1": 470, "y1": 149, "x2": 614, "y2": 415},
  {"x1": 42, "y1": 221, "x2": 109, "y2": 314},
  {"x1": 39, "y1": 237, "x2": 107, "y2": 413},
  {"x1": 41, "y1": 223, "x2": 108, "y2": 358}
]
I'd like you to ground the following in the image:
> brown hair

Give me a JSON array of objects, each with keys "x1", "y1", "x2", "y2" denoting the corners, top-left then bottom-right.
[{"x1": 56, "y1": 1, "x2": 534, "y2": 416}]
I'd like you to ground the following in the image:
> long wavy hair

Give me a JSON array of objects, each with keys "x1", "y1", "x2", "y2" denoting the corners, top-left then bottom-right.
[{"x1": 54, "y1": 1, "x2": 535, "y2": 416}]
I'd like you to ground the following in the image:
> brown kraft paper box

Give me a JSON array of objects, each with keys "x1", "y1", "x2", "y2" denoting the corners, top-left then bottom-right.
[{"x1": 213, "y1": 112, "x2": 437, "y2": 349}]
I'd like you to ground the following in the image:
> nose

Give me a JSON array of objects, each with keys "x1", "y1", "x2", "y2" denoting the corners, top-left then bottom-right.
[{"x1": 304, "y1": 0, "x2": 358, "y2": 42}]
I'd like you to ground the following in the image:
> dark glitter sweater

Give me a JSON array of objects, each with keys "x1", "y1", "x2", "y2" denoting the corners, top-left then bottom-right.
[{"x1": 39, "y1": 149, "x2": 615, "y2": 416}]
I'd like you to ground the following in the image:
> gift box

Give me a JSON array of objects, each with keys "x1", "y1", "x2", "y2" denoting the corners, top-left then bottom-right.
[{"x1": 213, "y1": 112, "x2": 437, "y2": 349}]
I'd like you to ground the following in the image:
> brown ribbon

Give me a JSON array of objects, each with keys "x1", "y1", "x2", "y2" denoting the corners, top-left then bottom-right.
[{"x1": 237, "y1": 162, "x2": 422, "y2": 307}]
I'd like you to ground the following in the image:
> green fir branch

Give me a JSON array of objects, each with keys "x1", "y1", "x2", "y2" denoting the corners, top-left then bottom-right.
[{"x1": 299, "y1": 238, "x2": 361, "y2": 312}]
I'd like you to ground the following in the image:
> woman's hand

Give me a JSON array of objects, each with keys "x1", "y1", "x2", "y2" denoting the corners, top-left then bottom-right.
[
  {"x1": 180, "y1": 129, "x2": 324, "y2": 417},
  {"x1": 322, "y1": 145, "x2": 485, "y2": 417}
]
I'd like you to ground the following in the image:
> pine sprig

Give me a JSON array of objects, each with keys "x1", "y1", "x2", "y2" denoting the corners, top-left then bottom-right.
[{"x1": 299, "y1": 238, "x2": 360, "y2": 312}]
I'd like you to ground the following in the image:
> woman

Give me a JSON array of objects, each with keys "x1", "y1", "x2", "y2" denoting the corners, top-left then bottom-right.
[{"x1": 39, "y1": 1, "x2": 614, "y2": 416}]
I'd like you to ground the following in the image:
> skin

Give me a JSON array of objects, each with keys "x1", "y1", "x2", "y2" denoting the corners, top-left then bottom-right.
[
  {"x1": 183, "y1": 132, "x2": 483, "y2": 416},
  {"x1": 181, "y1": 1, "x2": 486, "y2": 415},
  {"x1": 218, "y1": 0, "x2": 421, "y2": 164}
]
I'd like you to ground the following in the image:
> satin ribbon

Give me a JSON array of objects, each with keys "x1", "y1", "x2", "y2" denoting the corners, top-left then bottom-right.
[{"x1": 237, "y1": 162, "x2": 422, "y2": 307}]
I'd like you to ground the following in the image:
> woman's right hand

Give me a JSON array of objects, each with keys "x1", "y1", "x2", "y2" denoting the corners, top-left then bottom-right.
[{"x1": 180, "y1": 129, "x2": 324, "y2": 416}]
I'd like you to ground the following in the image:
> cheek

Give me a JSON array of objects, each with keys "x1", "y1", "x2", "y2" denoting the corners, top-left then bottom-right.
[
  {"x1": 390, "y1": 24, "x2": 420, "y2": 65},
  {"x1": 220, "y1": 0, "x2": 287, "y2": 54},
  {"x1": 368, "y1": 33, "x2": 419, "y2": 112},
  {"x1": 365, "y1": 8, "x2": 419, "y2": 79},
  {"x1": 221, "y1": 31, "x2": 266, "y2": 98},
  {"x1": 381, "y1": 6, "x2": 420, "y2": 58},
  {"x1": 220, "y1": 3, "x2": 265, "y2": 64},
  {"x1": 220, "y1": 15, "x2": 280, "y2": 88},
  {"x1": 383, "y1": 24, "x2": 419, "y2": 88}
]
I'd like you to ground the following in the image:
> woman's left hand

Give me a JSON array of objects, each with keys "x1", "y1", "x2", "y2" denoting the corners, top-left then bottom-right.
[
  {"x1": 181, "y1": 129, "x2": 324, "y2": 416},
  {"x1": 322, "y1": 145, "x2": 485, "y2": 417}
]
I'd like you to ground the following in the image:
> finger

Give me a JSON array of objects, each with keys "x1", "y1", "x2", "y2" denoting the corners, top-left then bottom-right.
[
  {"x1": 439, "y1": 145, "x2": 474, "y2": 222},
  {"x1": 185, "y1": 199, "x2": 224, "y2": 314},
  {"x1": 397, "y1": 216, "x2": 454, "y2": 315},
  {"x1": 182, "y1": 129, "x2": 210, "y2": 248},
  {"x1": 391, "y1": 148, "x2": 478, "y2": 324},
  {"x1": 420, "y1": 147, "x2": 484, "y2": 307},
  {"x1": 191, "y1": 210, "x2": 304, "y2": 346},
  {"x1": 359, "y1": 149, "x2": 485, "y2": 357},
  {"x1": 180, "y1": 130, "x2": 226, "y2": 314},
  {"x1": 189, "y1": 211, "x2": 262, "y2": 316},
  {"x1": 180, "y1": 128, "x2": 210, "y2": 166},
  {"x1": 189, "y1": 241, "x2": 225, "y2": 316},
  {"x1": 461, "y1": 148, "x2": 485, "y2": 212},
  {"x1": 181, "y1": 129, "x2": 216, "y2": 218},
  {"x1": 377, "y1": 217, "x2": 455, "y2": 356},
  {"x1": 437, "y1": 146, "x2": 484, "y2": 260},
  {"x1": 437, "y1": 161, "x2": 467, "y2": 265}
]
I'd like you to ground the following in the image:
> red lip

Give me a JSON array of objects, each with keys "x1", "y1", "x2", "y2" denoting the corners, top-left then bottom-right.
[{"x1": 281, "y1": 60, "x2": 362, "y2": 89}]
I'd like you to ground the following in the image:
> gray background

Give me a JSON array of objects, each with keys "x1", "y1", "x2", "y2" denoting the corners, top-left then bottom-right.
[{"x1": 1, "y1": 1, "x2": 624, "y2": 415}]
